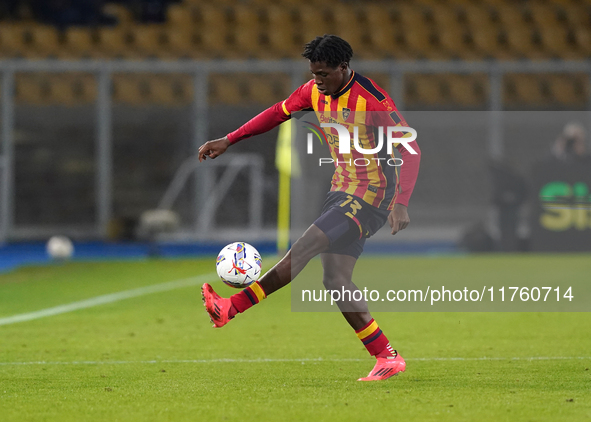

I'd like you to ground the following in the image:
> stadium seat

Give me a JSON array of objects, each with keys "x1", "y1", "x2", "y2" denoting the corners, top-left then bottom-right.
[
  {"x1": 27, "y1": 25, "x2": 61, "y2": 58},
  {"x1": 0, "y1": 24, "x2": 28, "y2": 58},
  {"x1": 1, "y1": 0, "x2": 589, "y2": 63},
  {"x1": 503, "y1": 26, "x2": 545, "y2": 59},
  {"x1": 209, "y1": 74, "x2": 244, "y2": 105},
  {"x1": 170, "y1": 75, "x2": 194, "y2": 104},
  {"x1": 563, "y1": 3, "x2": 591, "y2": 27},
  {"x1": 364, "y1": 4, "x2": 411, "y2": 59},
  {"x1": 296, "y1": 5, "x2": 329, "y2": 46},
  {"x1": 145, "y1": 75, "x2": 177, "y2": 105},
  {"x1": 246, "y1": 75, "x2": 286, "y2": 105},
  {"x1": 461, "y1": 4, "x2": 514, "y2": 59},
  {"x1": 165, "y1": 29, "x2": 202, "y2": 59},
  {"x1": 461, "y1": 4, "x2": 495, "y2": 28},
  {"x1": 428, "y1": 4, "x2": 461, "y2": 27},
  {"x1": 397, "y1": 4, "x2": 441, "y2": 59},
  {"x1": 167, "y1": 4, "x2": 195, "y2": 28},
  {"x1": 264, "y1": 6, "x2": 299, "y2": 57},
  {"x1": 15, "y1": 73, "x2": 92, "y2": 105},
  {"x1": 396, "y1": 3, "x2": 427, "y2": 26},
  {"x1": 15, "y1": 74, "x2": 47, "y2": 104},
  {"x1": 131, "y1": 25, "x2": 166, "y2": 58},
  {"x1": 427, "y1": 4, "x2": 478, "y2": 59},
  {"x1": 113, "y1": 74, "x2": 149, "y2": 105},
  {"x1": 528, "y1": 3, "x2": 559, "y2": 27},
  {"x1": 197, "y1": 4, "x2": 230, "y2": 57},
  {"x1": 445, "y1": 74, "x2": 488, "y2": 106},
  {"x1": 572, "y1": 27, "x2": 591, "y2": 56},
  {"x1": 537, "y1": 26, "x2": 577, "y2": 59},
  {"x1": 437, "y1": 26, "x2": 470, "y2": 59},
  {"x1": 364, "y1": 4, "x2": 395, "y2": 55},
  {"x1": 504, "y1": 74, "x2": 548, "y2": 106},
  {"x1": 280, "y1": 0, "x2": 324, "y2": 6},
  {"x1": 96, "y1": 27, "x2": 134, "y2": 58},
  {"x1": 230, "y1": 5, "x2": 263, "y2": 58},
  {"x1": 331, "y1": 8, "x2": 366, "y2": 58},
  {"x1": 48, "y1": 75, "x2": 79, "y2": 105},
  {"x1": 70, "y1": 74, "x2": 97, "y2": 103},
  {"x1": 113, "y1": 74, "x2": 185, "y2": 106},
  {"x1": 404, "y1": 27, "x2": 440, "y2": 60},
  {"x1": 494, "y1": 4, "x2": 527, "y2": 28},
  {"x1": 61, "y1": 27, "x2": 96, "y2": 59},
  {"x1": 546, "y1": 74, "x2": 588, "y2": 105},
  {"x1": 405, "y1": 74, "x2": 445, "y2": 106},
  {"x1": 470, "y1": 25, "x2": 507, "y2": 59}
]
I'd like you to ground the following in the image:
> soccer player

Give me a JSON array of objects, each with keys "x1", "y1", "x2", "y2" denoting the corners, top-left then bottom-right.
[{"x1": 199, "y1": 35, "x2": 421, "y2": 381}]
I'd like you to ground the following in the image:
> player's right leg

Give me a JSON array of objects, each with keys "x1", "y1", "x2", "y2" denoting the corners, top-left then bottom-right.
[
  {"x1": 321, "y1": 252, "x2": 405, "y2": 381},
  {"x1": 202, "y1": 224, "x2": 330, "y2": 327}
]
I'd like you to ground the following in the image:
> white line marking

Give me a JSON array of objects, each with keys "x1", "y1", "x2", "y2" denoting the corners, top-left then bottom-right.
[
  {"x1": 0, "y1": 273, "x2": 217, "y2": 327},
  {"x1": 0, "y1": 356, "x2": 590, "y2": 366}
]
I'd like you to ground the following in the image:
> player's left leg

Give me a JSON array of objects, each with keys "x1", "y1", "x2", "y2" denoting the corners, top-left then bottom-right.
[
  {"x1": 321, "y1": 252, "x2": 406, "y2": 381},
  {"x1": 320, "y1": 252, "x2": 370, "y2": 327},
  {"x1": 202, "y1": 224, "x2": 330, "y2": 327}
]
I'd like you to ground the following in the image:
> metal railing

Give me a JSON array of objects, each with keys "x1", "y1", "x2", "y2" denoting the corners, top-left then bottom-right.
[
  {"x1": 1, "y1": 59, "x2": 591, "y2": 244},
  {"x1": 158, "y1": 153, "x2": 264, "y2": 235}
]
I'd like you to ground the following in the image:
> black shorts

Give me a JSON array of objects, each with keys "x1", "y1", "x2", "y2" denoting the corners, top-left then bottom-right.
[{"x1": 313, "y1": 192, "x2": 390, "y2": 259}]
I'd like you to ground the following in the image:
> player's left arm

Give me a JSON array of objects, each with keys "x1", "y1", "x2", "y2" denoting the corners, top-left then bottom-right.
[
  {"x1": 390, "y1": 113, "x2": 420, "y2": 235},
  {"x1": 200, "y1": 81, "x2": 314, "y2": 161},
  {"x1": 372, "y1": 99, "x2": 421, "y2": 235}
]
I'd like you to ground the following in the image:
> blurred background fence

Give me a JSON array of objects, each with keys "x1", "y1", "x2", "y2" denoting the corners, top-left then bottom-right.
[{"x1": 1, "y1": 0, "x2": 591, "y2": 250}]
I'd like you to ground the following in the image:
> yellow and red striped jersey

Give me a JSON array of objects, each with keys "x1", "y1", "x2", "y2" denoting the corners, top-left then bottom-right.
[
  {"x1": 280, "y1": 71, "x2": 419, "y2": 210},
  {"x1": 226, "y1": 70, "x2": 420, "y2": 209}
]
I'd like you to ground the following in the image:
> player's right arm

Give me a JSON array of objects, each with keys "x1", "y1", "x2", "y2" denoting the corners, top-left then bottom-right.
[
  {"x1": 198, "y1": 136, "x2": 230, "y2": 162},
  {"x1": 198, "y1": 80, "x2": 314, "y2": 161}
]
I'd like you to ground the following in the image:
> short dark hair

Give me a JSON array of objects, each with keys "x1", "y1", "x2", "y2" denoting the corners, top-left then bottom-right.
[{"x1": 302, "y1": 35, "x2": 353, "y2": 68}]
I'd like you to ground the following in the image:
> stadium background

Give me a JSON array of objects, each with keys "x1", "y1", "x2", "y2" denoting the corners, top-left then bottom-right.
[{"x1": 1, "y1": 0, "x2": 591, "y2": 265}]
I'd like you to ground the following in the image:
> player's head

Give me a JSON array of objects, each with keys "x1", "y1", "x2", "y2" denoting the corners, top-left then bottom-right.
[{"x1": 302, "y1": 35, "x2": 353, "y2": 96}]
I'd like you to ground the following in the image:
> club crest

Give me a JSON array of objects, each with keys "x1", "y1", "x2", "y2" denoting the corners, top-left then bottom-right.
[{"x1": 342, "y1": 107, "x2": 351, "y2": 121}]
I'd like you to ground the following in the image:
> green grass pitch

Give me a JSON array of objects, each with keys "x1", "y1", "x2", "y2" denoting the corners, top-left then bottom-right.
[{"x1": 1, "y1": 254, "x2": 590, "y2": 421}]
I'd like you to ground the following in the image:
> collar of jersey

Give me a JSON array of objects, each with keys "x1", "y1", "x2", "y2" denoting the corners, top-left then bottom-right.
[{"x1": 330, "y1": 70, "x2": 356, "y2": 99}]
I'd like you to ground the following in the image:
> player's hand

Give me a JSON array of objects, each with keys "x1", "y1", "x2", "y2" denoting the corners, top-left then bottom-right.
[
  {"x1": 198, "y1": 137, "x2": 230, "y2": 162},
  {"x1": 388, "y1": 204, "x2": 410, "y2": 235}
]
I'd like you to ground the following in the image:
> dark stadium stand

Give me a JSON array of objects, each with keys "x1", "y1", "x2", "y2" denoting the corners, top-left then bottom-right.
[{"x1": 1, "y1": 0, "x2": 590, "y2": 106}]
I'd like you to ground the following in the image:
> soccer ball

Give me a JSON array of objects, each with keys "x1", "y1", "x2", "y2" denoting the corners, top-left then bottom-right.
[
  {"x1": 216, "y1": 242, "x2": 262, "y2": 288},
  {"x1": 46, "y1": 236, "x2": 74, "y2": 260}
]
